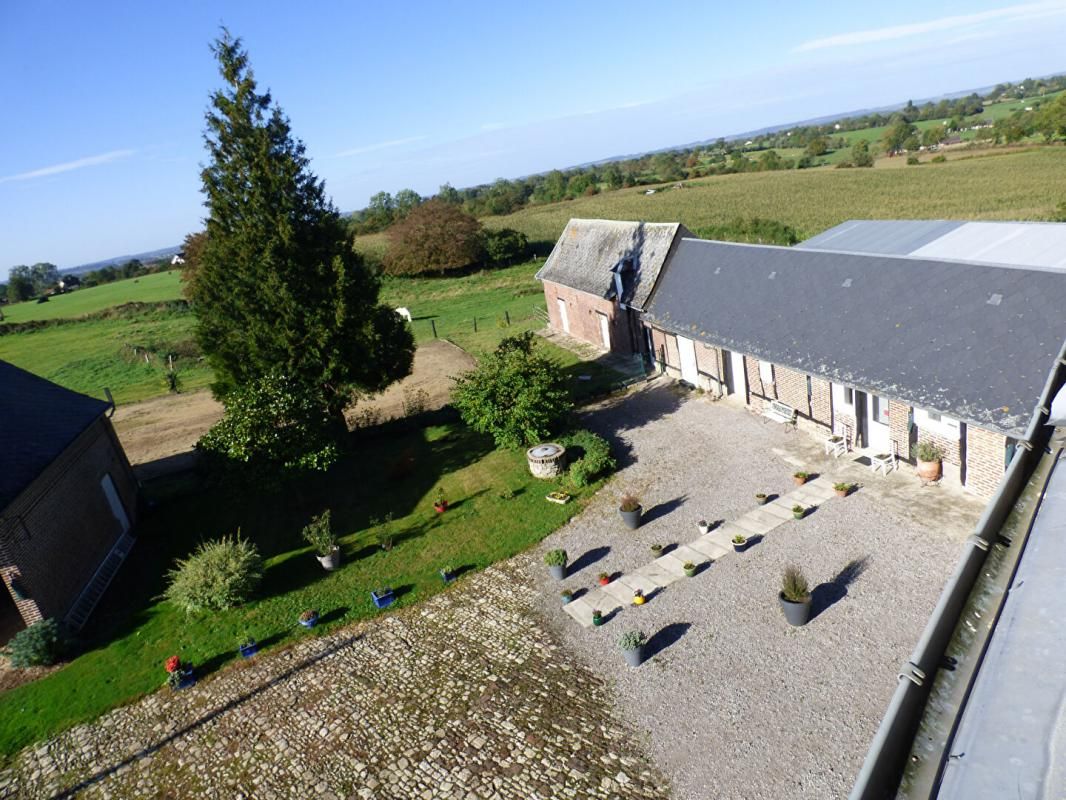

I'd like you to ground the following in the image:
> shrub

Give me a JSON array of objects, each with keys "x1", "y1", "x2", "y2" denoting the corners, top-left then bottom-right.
[
  {"x1": 301, "y1": 510, "x2": 336, "y2": 557},
  {"x1": 619, "y1": 493, "x2": 641, "y2": 512},
  {"x1": 931, "y1": 154, "x2": 947, "y2": 163},
  {"x1": 6, "y1": 619, "x2": 61, "y2": 668},
  {"x1": 165, "y1": 534, "x2": 263, "y2": 613},
  {"x1": 781, "y1": 566, "x2": 810, "y2": 602},
  {"x1": 482, "y1": 228, "x2": 529, "y2": 267},
  {"x1": 912, "y1": 441, "x2": 945, "y2": 461},
  {"x1": 383, "y1": 199, "x2": 484, "y2": 276},
  {"x1": 544, "y1": 549, "x2": 568, "y2": 566},
  {"x1": 794, "y1": 471, "x2": 810, "y2": 480},
  {"x1": 907, "y1": 155, "x2": 920, "y2": 165},
  {"x1": 732, "y1": 533, "x2": 746, "y2": 544},
  {"x1": 564, "y1": 429, "x2": 615, "y2": 487},
  {"x1": 618, "y1": 630, "x2": 647, "y2": 650},
  {"x1": 452, "y1": 332, "x2": 573, "y2": 449},
  {"x1": 833, "y1": 482, "x2": 853, "y2": 493},
  {"x1": 694, "y1": 218, "x2": 800, "y2": 246}
]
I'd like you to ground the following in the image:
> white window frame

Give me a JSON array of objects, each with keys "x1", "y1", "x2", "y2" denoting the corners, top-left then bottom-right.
[
  {"x1": 914, "y1": 407, "x2": 960, "y2": 439},
  {"x1": 758, "y1": 360, "x2": 774, "y2": 386}
]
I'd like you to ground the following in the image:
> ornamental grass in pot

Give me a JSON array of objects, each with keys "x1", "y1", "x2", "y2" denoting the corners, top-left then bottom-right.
[{"x1": 778, "y1": 566, "x2": 812, "y2": 627}]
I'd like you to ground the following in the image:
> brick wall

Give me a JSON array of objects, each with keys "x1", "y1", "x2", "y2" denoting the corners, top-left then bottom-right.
[
  {"x1": 746, "y1": 360, "x2": 831, "y2": 430},
  {"x1": 966, "y1": 426, "x2": 1007, "y2": 499},
  {"x1": 0, "y1": 417, "x2": 138, "y2": 626},
  {"x1": 744, "y1": 358, "x2": 766, "y2": 414},
  {"x1": 917, "y1": 429, "x2": 962, "y2": 467},
  {"x1": 889, "y1": 401, "x2": 912, "y2": 462},
  {"x1": 695, "y1": 343, "x2": 725, "y2": 392},
  {"x1": 542, "y1": 280, "x2": 637, "y2": 355}
]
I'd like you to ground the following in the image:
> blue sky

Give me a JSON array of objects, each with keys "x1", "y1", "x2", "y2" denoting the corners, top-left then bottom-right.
[{"x1": 2, "y1": 0, "x2": 1065, "y2": 274}]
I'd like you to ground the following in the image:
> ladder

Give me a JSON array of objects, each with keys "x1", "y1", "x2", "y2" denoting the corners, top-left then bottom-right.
[{"x1": 64, "y1": 532, "x2": 136, "y2": 631}]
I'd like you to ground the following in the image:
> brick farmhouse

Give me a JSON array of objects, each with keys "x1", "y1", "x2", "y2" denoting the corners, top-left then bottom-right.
[
  {"x1": 0, "y1": 361, "x2": 138, "y2": 637},
  {"x1": 540, "y1": 219, "x2": 1066, "y2": 499}
]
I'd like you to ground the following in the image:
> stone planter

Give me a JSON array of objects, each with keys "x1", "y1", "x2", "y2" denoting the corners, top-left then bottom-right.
[
  {"x1": 316, "y1": 546, "x2": 341, "y2": 571},
  {"x1": 622, "y1": 646, "x2": 645, "y2": 668},
  {"x1": 917, "y1": 458, "x2": 942, "y2": 481},
  {"x1": 778, "y1": 593, "x2": 812, "y2": 627},
  {"x1": 547, "y1": 564, "x2": 566, "y2": 581},
  {"x1": 526, "y1": 443, "x2": 566, "y2": 479},
  {"x1": 619, "y1": 506, "x2": 643, "y2": 530}
]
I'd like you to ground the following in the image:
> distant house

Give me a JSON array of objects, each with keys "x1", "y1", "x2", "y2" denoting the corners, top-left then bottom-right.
[
  {"x1": 0, "y1": 362, "x2": 138, "y2": 638},
  {"x1": 57, "y1": 275, "x2": 80, "y2": 292},
  {"x1": 535, "y1": 219, "x2": 692, "y2": 357}
]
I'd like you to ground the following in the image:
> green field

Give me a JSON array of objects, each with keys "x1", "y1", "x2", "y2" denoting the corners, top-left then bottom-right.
[{"x1": 0, "y1": 270, "x2": 184, "y2": 324}]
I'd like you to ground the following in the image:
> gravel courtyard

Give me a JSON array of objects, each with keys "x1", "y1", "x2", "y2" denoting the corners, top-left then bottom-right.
[{"x1": 531, "y1": 380, "x2": 985, "y2": 800}]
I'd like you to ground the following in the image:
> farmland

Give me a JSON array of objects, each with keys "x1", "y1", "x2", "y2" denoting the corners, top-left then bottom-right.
[{"x1": 0, "y1": 270, "x2": 184, "y2": 324}]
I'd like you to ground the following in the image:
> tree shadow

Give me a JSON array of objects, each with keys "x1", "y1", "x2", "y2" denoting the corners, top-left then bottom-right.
[
  {"x1": 569, "y1": 546, "x2": 610, "y2": 574},
  {"x1": 641, "y1": 495, "x2": 688, "y2": 524},
  {"x1": 644, "y1": 622, "x2": 691, "y2": 660},
  {"x1": 578, "y1": 382, "x2": 686, "y2": 468},
  {"x1": 811, "y1": 556, "x2": 871, "y2": 620}
]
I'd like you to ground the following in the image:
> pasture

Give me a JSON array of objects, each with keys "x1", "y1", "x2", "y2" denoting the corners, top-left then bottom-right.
[{"x1": 0, "y1": 270, "x2": 184, "y2": 324}]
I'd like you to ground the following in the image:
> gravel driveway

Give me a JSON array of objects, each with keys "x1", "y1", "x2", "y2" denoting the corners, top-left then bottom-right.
[{"x1": 533, "y1": 380, "x2": 983, "y2": 800}]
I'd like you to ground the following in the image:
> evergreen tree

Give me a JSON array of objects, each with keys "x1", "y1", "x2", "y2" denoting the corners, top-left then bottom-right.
[{"x1": 193, "y1": 31, "x2": 413, "y2": 425}]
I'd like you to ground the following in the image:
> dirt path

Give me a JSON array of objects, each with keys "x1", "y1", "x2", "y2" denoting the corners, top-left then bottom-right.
[{"x1": 112, "y1": 340, "x2": 476, "y2": 479}]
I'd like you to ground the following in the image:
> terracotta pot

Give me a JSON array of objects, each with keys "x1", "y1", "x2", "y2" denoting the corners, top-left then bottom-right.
[
  {"x1": 793, "y1": 475, "x2": 808, "y2": 486},
  {"x1": 917, "y1": 459, "x2": 942, "y2": 481}
]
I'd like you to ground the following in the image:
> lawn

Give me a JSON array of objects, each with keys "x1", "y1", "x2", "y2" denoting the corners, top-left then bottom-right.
[
  {"x1": 0, "y1": 420, "x2": 603, "y2": 756},
  {"x1": 0, "y1": 270, "x2": 184, "y2": 324}
]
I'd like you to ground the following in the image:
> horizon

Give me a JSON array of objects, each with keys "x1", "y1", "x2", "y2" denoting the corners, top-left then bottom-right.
[{"x1": 2, "y1": 0, "x2": 1066, "y2": 275}]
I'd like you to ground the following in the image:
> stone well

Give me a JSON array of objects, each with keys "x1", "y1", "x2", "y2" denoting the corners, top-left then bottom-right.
[{"x1": 526, "y1": 443, "x2": 566, "y2": 479}]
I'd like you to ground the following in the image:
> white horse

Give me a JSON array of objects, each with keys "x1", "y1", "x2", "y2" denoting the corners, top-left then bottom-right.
[{"x1": 395, "y1": 307, "x2": 412, "y2": 322}]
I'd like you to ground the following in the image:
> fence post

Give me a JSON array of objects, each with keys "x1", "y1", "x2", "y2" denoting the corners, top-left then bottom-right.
[
  {"x1": 473, "y1": 317, "x2": 478, "y2": 333},
  {"x1": 431, "y1": 319, "x2": 437, "y2": 339},
  {"x1": 505, "y1": 310, "x2": 510, "y2": 326}
]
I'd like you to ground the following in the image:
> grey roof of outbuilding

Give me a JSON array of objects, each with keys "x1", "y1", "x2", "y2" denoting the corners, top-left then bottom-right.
[
  {"x1": 798, "y1": 219, "x2": 1066, "y2": 270},
  {"x1": 535, "y1": 219, "x2": 689, "y2": 310},
  {"x1": 642, "y1": 238, "x2": 1066, "y2": 436},
  {"x1": 0, "y1": 361, "x2": 111, "y2": 510}
]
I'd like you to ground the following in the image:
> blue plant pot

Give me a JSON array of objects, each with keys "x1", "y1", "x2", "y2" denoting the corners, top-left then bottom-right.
[
  {"x1": 439, "y1": 570, "x2": 455, "y2": 583},
  {"x1": 299, "y1": 615, "x2": 318, "y2": 628},
  {"x1": 177, "y1": 671, "x2": 196, "y2": 690},
  {"x1": 239, "y1": 642, "x2": 258, "y2": 658},
  {"x1": 371, "y1": 590, "x2": 395, "y2": 609}
]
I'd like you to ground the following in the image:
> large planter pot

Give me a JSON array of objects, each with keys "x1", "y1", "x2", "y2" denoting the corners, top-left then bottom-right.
[
  {"x1": 778, "y1": 593, "x2": 812, "y2": 627},
  {"x1": 371, "y1": 589, "x2": 396, "y2": 609},
  {"x1": 619, "y1": 507, "x2": 643, "y2": 530},
  {"x1": 316, "y1": 546, "x2": 341, "y2": 571},
  {"x1": 622, "y1": 646, "x2": 645, "y2": 668},
  {"x1": 793, "y1": 475, "x2": 808, "y2": 486},
  {"x1": 547, "y1": 564, "x2": 566, "y2": 580},
  {"x1": 917, "y1": 459, "x2": 942, "y2": 481},
  {"x1": 238, "y1": 641, "x2": 258, "y2": 659}
]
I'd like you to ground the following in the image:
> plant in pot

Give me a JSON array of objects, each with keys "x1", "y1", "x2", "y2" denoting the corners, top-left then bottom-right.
[
  {"x1": 619, "y1": 493, "x2": 642, "y2": 530},
  {"x1": 912, "y1": 441, "x2": 944, "y2": 482},
  {"x1": 697, "y1": 519, "x2": 710, "y2": 535},
  {"x1": 592, "y1": 609, "x2": 604, "y2": 627},
  {"x1": 164, "y1": 655, "x2": 195, "y2": 690},
  {"x1": 650, "y1": 543, "x2": 663, "y2": 557},
  {"x1": 632, "y1": 589, "x2": 646, "y2": 606},
  {"x1": 299, "y1": 609, "x2": 319, "y2": 628},
  {"x1": 755, "y1": 493, "x2": 769, "y2": 505},
  {"x1": 545, "y1": 549, "x2": 568, "y2": 580},
  {"x1": 597, "y1": 572, "x2": 611, "y2": 586},
  {"x1": 793, "y1": 471, "x2": 810, "y2": 486},
  {"x1": 433, "y1": 488, "x2": 448, "y2": 514},
  {"x1": 561, "y1": 589, "x2": 574, "y2": 605},
  {"x1": 371, "y1": 587, "x2": 396, "y2": 609},
  {"x1": 439, "y1": 565, "x2": 456, "y2": 583},
  {"x1": 302, "y1": 509, "x2": 339, "y2": 571},
  {"x1": 833, "y1": 482, "x2": 853, "y2": 498},
  {"x1": 778, "y1": 565, "x2": 812, "y2": 627},
  {"x1": 792, "y1": 504, "x2": 806, "y2": 520},
  {"x1": 683, "y1": 561, "x2": 698, "y2": 577},
  {"x1": 619, "y1": 630, "x2": 648, "y2": 668},
  {"x1": 237, "y1": 636, "x2": 258, "y2": 659},
  {"x1": 731, "y1": 533, "x2": 748, "y2": 553}
]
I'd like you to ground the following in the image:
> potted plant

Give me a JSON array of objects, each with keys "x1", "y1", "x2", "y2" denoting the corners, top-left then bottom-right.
[
  {"x1": 792, "y1": 504, "x2": 806, "y2": 520},
  {"x1": 299, "y1": 609, "x2": 319, "y2": 628},
  {"x1": 597, "y1": 572, "x2": 611, "y2": 586},
  {"x1": 731, "y1": 533, "x2": 748, "y2": 553},
  {"x1": 912, "y1": 441, "x2": 944, "y2": 481},
  {"x1": 778, "y1": 565, "x2": 812, "y2": 627},
  {"x1": 544, "y1": 549, "x2": 568, "y2": 580},
  {"x1": 302, "y1": 510, "x2": 339, "y2": 571},
  {"x1": 619, "y1": 630, "x2": 648, "y2": 667},
  {"x1": 683, "y1": 561, "x2": 697, "y2": 577},
  {"x1": 561, "y1": 589, "x2": 574, "y2": 605},
  {"x1": 793, "y1": 471, "x2": 810, "y2": 486},
  {"x1": 439, "y1": 565, "x2": 456, "y2": 583},
  {"x1": 697, "y1": 519, "x2": 710, "y2": 535},
  {"x1": 592, "y1": 609, "x2": 604, "y2": 627},
  {"x1": 650, "y1": 543, "x2": 663, "y2": 557},
  {"x1": 632, "y1": 589, "x2": 646, "y2": 606},
  {"x1": 833, "y1": 482, "x2": 853, "y2": 498},
  {"x1": 755, "y1": 493, "x2": 769, "y2": 505},
  {"x1": 371, "y1": 587, "x2": 395, "y2": 609},
  {"x1": 164, "y1": 656, "x2": 195, "y2": 690},
  {"x1": 237, "y1": 636, "x2": 258, "y2": 659},
  {"x1": 433, "y1": 488, "x2": 448, "y2": 514},
  {"x1": 619, "y1": 493, "x2": 642, "y2": 530}
]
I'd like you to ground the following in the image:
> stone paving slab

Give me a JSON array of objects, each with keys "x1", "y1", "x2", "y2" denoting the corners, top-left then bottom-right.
[
  {"x1": 745, "y1": 507, "x2": 787, "y2": 529},
  {"x1": 655, "y1": 553, "x2": 692, "y2": 578},
  {"x1": 635, "y1": 558, "x2": 684, "y2": 586},
  {"x1": 731, "y1": 513, "x2": 778, "y2": 536},
  {"x1": 672, "y1": 544, "x2": 714, "y2": 566},
  {"x1": 760, "y1": 501, "x2": 795, "y2": 520},
  {"x1": 600, "y1": 579, "x2": 637, "y2": 605},
  {"x1": 562, "y1": 596, "x2": 596, "y2": 626},
  {"x1": 689, "y1": 536, "x2": 729, "y2": 558},
  {"x1": 617, "y1": 572, "x2": 660, "y2": 596}
]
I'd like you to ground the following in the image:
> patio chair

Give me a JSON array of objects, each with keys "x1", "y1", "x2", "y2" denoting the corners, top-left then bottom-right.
[{"x1": 825, "y1": 434, "x2": 848, "y2": 458}]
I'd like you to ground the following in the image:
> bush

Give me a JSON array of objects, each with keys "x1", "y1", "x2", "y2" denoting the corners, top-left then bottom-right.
[
  {"x1": 452, "y1": 332, "x2": 573, "y2": 449},
  {"x1": 301, "y1": 510, "x2": 336, "y2": 557},
  {"x1": 165, "y1": 534, "x2": 263, "y2": 613},
  {"x1": 563, "y1": 430, "x2": 615, "y2": 487},
  {"x1": 482, "y1": 228, "x2": 529, "y2": 267},
  {"x1": 383, "y1": 199, "x2": 484, "y2": 276},
  {"x1": 544, "y1": 549, "x2": 567, "y2": 566},
  {"x1": 6, "y1": 619, "x2": 61, "y2": 668},
  {"x1": 931, "y1": 154, "x2": 947, "y2": 163},
  {"x1": 781, "y1": 566, "x2": 810, "y2": 602},
  {"x1": 912, "y1": 440, "x2": 945, "y2": 461},
  {"x1": 906, "y1": 155, "x2": 920, "y2": 165},
  {"x1": 694, "y1": 218, "x2": 800, "y2": 246}
]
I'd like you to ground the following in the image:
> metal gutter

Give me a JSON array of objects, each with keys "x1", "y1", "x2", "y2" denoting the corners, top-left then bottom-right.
[{"x1": 849, "y1": 341, "x2": 1066, "y2": 800}]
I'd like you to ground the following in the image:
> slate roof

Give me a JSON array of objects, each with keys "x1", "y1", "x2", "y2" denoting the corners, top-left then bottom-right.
[
  {"x1": 642, "y1": 239, "x2": 1066, "y2": 436},
  {"x1": 0, "y1": 361, "x2": 111, "y2": 510},
  {"x1": 535, "y1": 219, "x2": 689, "y2": 310},
  {"x1": 798, "y1": 219, "x2": 1066, "y2": 270}
]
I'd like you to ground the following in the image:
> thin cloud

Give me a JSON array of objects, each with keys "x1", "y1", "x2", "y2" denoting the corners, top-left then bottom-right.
[
  {"x1": 794, "y1": 1, "x2": 1066, "y2": 52},
  {"x1": 0, "y1": 149, "x2": 136, "y2": 184},
  {"x1": 335, "y1": 135, "x2": 427, "y2": 158}
]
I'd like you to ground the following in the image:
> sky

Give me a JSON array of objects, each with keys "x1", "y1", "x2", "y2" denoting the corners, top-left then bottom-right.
[{"x1": 2, "y1": 0, "x2": 1066, "y2": 275}]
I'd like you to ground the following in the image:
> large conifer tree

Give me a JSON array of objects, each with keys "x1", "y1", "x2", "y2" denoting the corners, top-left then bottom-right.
[{"x1": 193, "y1": 32, "x2": 413, "y2": 422}]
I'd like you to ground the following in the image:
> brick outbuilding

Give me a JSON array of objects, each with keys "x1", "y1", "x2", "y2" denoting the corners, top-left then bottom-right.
[{"x1": 0, "y1": 361, "x2": 138, "y2": 638}]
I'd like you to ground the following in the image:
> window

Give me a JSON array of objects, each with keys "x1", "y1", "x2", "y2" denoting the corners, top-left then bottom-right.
[
  {"x1": 927, "y1": 411, "x2": 941, "y2": 422},
  {"x1": 844, "y1": 387, "x2": 854, "y2": 406},
  {"x1": 806, "y1": 376, "x2": 812, "y2": 400},
  {"x1": 872, "y1": 395, "x2": 890, "y2": 424},
  {"x1": 758, "y1": 360, "x2": 774, "y2": 386}
]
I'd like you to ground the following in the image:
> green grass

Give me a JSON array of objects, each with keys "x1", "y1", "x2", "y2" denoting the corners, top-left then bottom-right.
[
  {"x1": 0, "y1": 271, "x2": 184, "y2": 324},
  {"x1": 0, "y1": 421, "x2": 603, "y2": 756}
]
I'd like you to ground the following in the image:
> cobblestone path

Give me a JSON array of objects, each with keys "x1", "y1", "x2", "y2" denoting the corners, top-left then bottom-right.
[{"x1": 0, "y1": 562, "x2": 670, "y2": 800}]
